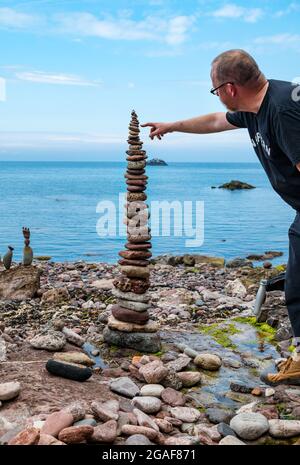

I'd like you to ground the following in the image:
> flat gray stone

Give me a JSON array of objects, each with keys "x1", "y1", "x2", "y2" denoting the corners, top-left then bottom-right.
[
  {"x1": 103, "y1": 327, "x2": 161, "y2": 353},
  {"x1": 125, "y1": 434, "x2": 154, "y2": 445},
  {"x1": 230, "y1": 413, "x2": 269, "y2": 440},
  {"x1": 110, "y1": 377, "x2": 140, "y2": 398}
]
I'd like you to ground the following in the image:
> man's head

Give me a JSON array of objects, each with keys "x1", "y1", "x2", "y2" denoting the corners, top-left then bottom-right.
[{"x1": 211, "y1": 49, "x2": 266, "y2": 111}]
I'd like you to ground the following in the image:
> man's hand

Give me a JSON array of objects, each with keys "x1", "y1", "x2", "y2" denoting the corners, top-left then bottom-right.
[{"x1": 141, "y1": 122, "x2": 174, "y2": 140}]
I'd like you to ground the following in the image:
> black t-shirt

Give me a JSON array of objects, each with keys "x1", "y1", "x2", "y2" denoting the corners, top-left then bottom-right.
[{"x1": 226, "y1": 79, "x2": 300, "y2": 211}]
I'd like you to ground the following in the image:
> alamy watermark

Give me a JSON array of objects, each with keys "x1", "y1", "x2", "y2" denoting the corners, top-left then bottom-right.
[{"x1": 96, "y1": 193, "x2": 204, "y2": 248}]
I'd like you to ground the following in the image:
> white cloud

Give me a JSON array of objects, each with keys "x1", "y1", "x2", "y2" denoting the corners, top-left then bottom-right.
[
  {"x1": 274, "y1": 2, "x2": 300, "y2": 17},
  {"x1": 15, "y1": 70, "x2": 101, "y2": 86},
  {"x1": 55, "y1": 12, "x2": 194, "y2": 45},
  {"x1": 254, "y1": 33, "x2": 300, "y2": 45},
  {"x1": 0, "y1": 7, "x2": 39, "y2": 28},
  {"x1": 211, "y1": 4, "x2": 263, "y2": 23}
]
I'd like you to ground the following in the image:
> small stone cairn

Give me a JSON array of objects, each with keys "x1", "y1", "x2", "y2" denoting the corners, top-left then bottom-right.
[{"x1": 103, "y1": 110, "x2": 161, "y2": 353}]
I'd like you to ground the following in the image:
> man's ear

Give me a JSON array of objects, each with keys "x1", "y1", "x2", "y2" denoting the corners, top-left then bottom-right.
[{"x1": 296, "y1": 162, "x2": 300, "y2": 173}]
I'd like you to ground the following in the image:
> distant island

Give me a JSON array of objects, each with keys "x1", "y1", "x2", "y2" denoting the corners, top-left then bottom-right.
[
  {"x1": 146, "y1": 158, "x2": 168, "y2": 166},
  {"x1": 215, "y1": 180, "x2": 255, "y2": 190}
]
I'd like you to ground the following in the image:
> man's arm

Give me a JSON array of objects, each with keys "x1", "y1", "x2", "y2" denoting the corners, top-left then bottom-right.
[{"x1": 141, "y1": 112, "x2": 239, "y2": 140}]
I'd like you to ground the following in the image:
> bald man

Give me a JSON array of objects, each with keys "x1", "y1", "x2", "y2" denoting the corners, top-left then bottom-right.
[{"x1": 142, "y1": 49, "x2": 300, "y2": 386}]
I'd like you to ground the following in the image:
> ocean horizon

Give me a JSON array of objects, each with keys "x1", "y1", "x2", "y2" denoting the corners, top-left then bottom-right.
[{"x1": 0, "y1": 161, "x2": 295, "y2": 265}]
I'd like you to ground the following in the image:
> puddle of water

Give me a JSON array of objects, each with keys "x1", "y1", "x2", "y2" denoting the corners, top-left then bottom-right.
[{"x1": 83, "y1": 342, "x2": 108, "y2": 369}]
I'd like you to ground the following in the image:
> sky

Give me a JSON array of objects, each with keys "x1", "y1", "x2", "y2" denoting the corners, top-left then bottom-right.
[{"x1": 0, "y1": 0, "x2": 300, "y2": 161}]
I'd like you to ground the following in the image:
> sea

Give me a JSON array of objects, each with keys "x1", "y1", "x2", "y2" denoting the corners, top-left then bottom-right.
[{"x1": 0, "y1": 161, "x2": 296, "y2": 265}]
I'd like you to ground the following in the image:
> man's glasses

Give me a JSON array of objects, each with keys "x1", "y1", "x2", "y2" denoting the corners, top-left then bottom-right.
[{"x1": 210, "y1": 82, "x2": 234, "y2": 96}]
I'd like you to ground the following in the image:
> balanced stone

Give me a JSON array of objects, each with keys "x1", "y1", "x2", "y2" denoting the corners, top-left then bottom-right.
[
  {"x1": 103, "y1": 327, "x2": 161, "y2": 353},
  {"x1": 126, "y1": 179, "x2": 147, "y2": 186},
  {"x1": 53, "y1": 352, "x2": 94, "y2": 367},
  {"x1": 113, "y1": 276, "x2": 150, "y2": 293},
  {"x1": 118, "y1": 259, "x2": 149, "y2": 267},
  {"x1": 127, "y1": 234, "x2": 151, "y2": 243},
  {"x1": 127, "y1": 161, "x2": 146, "y2": 170},
  {"x1": 112, "y1": 288, "x2": 150, "y2": 302},
  {"x1": 125, "y1": 242, "x2": 152, "y2": 250},
  {"x1": 125, "y1": 174, "x2": 148, "y2": 180},
  {"x1": 126, "y1": 157, "x2": 146, "y2": 163},
  {"x1": 127, "y1": 192, "x2": 147, "y2": 202},
  {"x1": 107, "y1": 315, "x2": 157, "y2": 332},
  {"x1": 46, "y1": 359, "x2": 93, "y2": 382},
  {"x1": 111, "y1": 305, "x2": 149, "y2": 324},
  {"x1": 127, "y1": 185, "x2": 146, "y2": 192},
  {"x1": 119, "y1": 265, "x2": 150, "y2": 279},
  {"x1": 127, "y1": 169, "x2": 145, "y2": 175},
  {"x1": 119, "y1": 250, "x2": 152, "y2": 260},
  {"x1": 118, "y1": 299, "x2": 151, "y2": 312}
]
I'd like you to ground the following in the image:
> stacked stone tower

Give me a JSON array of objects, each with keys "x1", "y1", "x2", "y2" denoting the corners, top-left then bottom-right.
[{"x1": 103, "y1": 110, "x2": 161, "y2": 353}]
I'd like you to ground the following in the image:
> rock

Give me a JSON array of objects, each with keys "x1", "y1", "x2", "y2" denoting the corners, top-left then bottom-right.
[
  {"x1": 91, "y1": 420, "x2": 117, "y2": 443},
  {"x1": 225, "y1": 279, "x2": 247, "y2": 298},
  {"x1": 194, "y1": 353, "x2": 222, "y2": 371},
  {"x1": 111, "y1": 305, "x2": 149, "y2": 323},
  {"x1": 161, "y1": 388, "x2": 186, "y2": 407},
  {"x1": 176, "y1": 372, "x2": 202, "y2": 387},
  {"x1": 0, "y1": 336, "x2": 6, "y2": 362},
  {"x1": 29, "y1": 330, "x2": 66, "y2": 351},
  {"x1": 91, "y1": 279, "x2": 114, "y2": 290},
  {"x1": 226, "y1": 258, "x2": 253, "y2": 268},
  {"x1": 121, "y1": 425, "x2": 158, "y2": 441},
  {"x1": 0, "y1": 426, "x2": 24, "y2": 445},
  {"x1": 217, "y1": 422, "x2": 237, "y2": 438},
  {"x1": 183, "y1": 347, "x2": 199, "y2": 358},
  {"x1": 8, "y1": 427, "x2": 40, "y2": 445},
  {"x1": 62, "y1": 402, "x2": 86, "y2": 422},
  {"x1": 62, "y1": 327, "x2": 84, "y2": 347},
  {"x1": 230, "y1": 413, "x2": 269, "y2": 440},
  {"x1": 154, "y1": 417, "x2": 173, "y2": 432},
  {"x1": 140, "y1": 384, "x2": 164, "y2": 397},
  {"x1": 91, "y1": 401, "x2": 119, "y2": 421},
  {"x1": 236, "y1": 402, "x2": 258, "y2": 414},
  {"x1": 103, "y1": 327, "x2": 161, "y2": 353},
  {"x1": 132, "y1": 396, "x2": 162, "y2": 414},
  {"x1": 119, "y1": 265, "x2": 150, "y2": 279},
  {"x1": 169, "y1": 407, "x2": 200, "y2": 423},
  {"x1": 230, "y1": 381, "x2": 254, "y2": 394},
  {"x1": 112, "y1": 288, "x2": 150, "y2": 302},
  {"x1": 251, "y1": 388, "x2": 263, "y2": 396},
  {"x1": 0, "y1": 381, "x2": 21, "y2": 401},
  {"x1": 218, "y1": 180, "x2": 255, "y2": 190},
  {"x1": 219, "y1": 436, "x2": 246, "y2": 445},
  {"x1": 165, "y1": 355, "x2": 191, "y2": 372},
  {"x1": 107, "y1": 315, "x2": 157, "y2": 332},
  {"x1": 38, "y1": 434, "x2": 66, "y2": 445},
  {"x1": 58, "y1": 425, "x2": 94, "y2": 444},
  {"x1": 113, "y1": 276, "x2": 150, "y2": 294},
  {"x1": 194, "y1": 424, "x2": 221, "y2": 442},
  {"x1": 118, "y1": 299, "x2": 151, "y2": 312},
  {"x1": 163, "y1": 436, "x2": 197, "y2": 445},
  {"x1": 46, "y1": 360, "x2": 92, "y2": 381},
  {"x1": 53, "y1": 352, "x2": 94, "y2": 367},
  {"x1": 74, "y1": 419, "x2": 97, "y2": 427},
  {"x1": 265, "y1": 388, "x2": 275, "y2": 397},
  {"x1": 110, "y1": 377, "x2": 140, "y2": 398},
  {"x1": 146, "y1": 158, "x2": 167, "y2": 166},
  {"x1": 161, "y1": 371, "x2": 183, "y2": 390},
  {"x1": 0, "y1": 265, "x2": 41, "y2": 301},
  {"x1": 269, "y1": 419, "x2": 300, "y2": 438},
  {"x1": 139, "y1": 361, "x2": 168, "y2": 384},
  {"x1": 41, "y1": 411, "x2": 74, "y2": 437},
  {"x1": 206, "y1": 408, "x2": 235, "y2": 425},
  {"x1": 41, "y1": 287, "x2": 70, "y2": 305},
  {"x1": 133, "y1": 408, "x2": 159, "y2": 431},
  {"x1": 125, "y1": 434, "x2": 154, "y2": 445}
]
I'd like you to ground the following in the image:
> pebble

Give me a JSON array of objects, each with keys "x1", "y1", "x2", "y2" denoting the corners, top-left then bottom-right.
[
  {"x1": 0, "y1": 381, "x2": 21, "y2": 401},
  {"x1": 140, "y1": 384, "x2": 165, "y2": 397},
  {"x1": 165, "y1": 355, "x2": 191, "y2": 372},
  {"x1": 217, "y1": 422, "x2": 237, "y2": 438},
  {"x1": 110, "y1": 377, "x2": 140, "y2": 398},
  {"x1": 219, "y1": 436, "x2": 246, "y2": 445},
  {"x1": 9, "y1": 427, "x2": 40, "y2": 445},
  {"x1": 132, "y1": 396, "x2": 162, "y2": 414},
  {"x1": 161, "y1": 388, "x2": 186, "y2": 407},
  {"x1": 62, "y1": 327, "x2": 85, "y2": 347},
  {"x1": 206, "y1": 408, "x2": 235, "y2": 425},
  {"x1": 194, "y1": 353, "x2": 222, "y2": 370},
  {"x1": 58, "y1": 425, "x2": 94, "y2": 443},
  {"x1": 269, "y1": 419, "x2": 300, "y2": 438},
  {"x1": 265, "y1": 388, "x2": 275, "y2": 397},
  {"x1": 29, "y1": 330, "x2": 66, "y2": 351},
  {"x1": 154, "y1": 418, "x2": 173, "y2": 433},
  {"x1": 63, "y1": 401, "x2": 86, "y2": 422},
  {"x1": 46, "y1": 359, "x2": 93, "y2": 381},
  {"x1": 139, "y1": 361, "x2": 168, "y2": 384},
  {"x1": 91, "y1": 420, "x2": 117, "y2": 443},
  {"x1": 125, "y1": 434, "x2": 154, "y2": 445},
  {"x1": 169, "y1": 407, "x2": 200, "y2": 423},
  {"x1": 53, "y1": 351, "x2": 94, "y2": 367},
  {"x1": 133, "y1": 408, "x2": 160, "y2": 431},
  {"x1": 176, "y1": 372, "x2": 202, "y2": 387},
  {"x1": 230, "y1": 413, "x2": 269, "y2": 440},
  {"x1": 73, "y1": 419, "x2": 97, "y2": 427},
  {"x1": 38, "y1": 434, "x2": 66, "y2": 445},
  {"x1": 121, "y1": 425, "x2": 158, "y2": 441},
  {"x1": 41, "y1": 411, "x2": 74, "y2": 437},
  {"x1": 91, "y1": 401, "x2": 119, "y2": 421}
]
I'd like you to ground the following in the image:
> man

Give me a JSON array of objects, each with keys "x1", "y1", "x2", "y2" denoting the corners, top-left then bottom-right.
[{"x1": 142, "y1": 49, "x2": 300, "y2": 386}]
